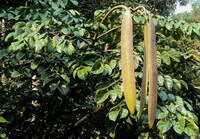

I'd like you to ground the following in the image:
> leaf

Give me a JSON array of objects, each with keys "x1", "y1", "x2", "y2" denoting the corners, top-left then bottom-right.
[
  {"x1": 173, "y1": 117, "x2": 185, "y2": 134},
  {"x1": 156, "y1": 51, "x2": 161, "y2": 67},
  {"x1": 58, "y1": 85, "x2": 69, "y2": 95},
  {"x1": 108, "y1": 110, "x2": 120, "y2": 122},
  {"x1": 60, "y1": 74, "x2": 70, "y2": 83},
  {"x1": 35, "y1": 39, "x2": 46, "y2": 52},
  {"x1": 184, "y1": 101, "x2": 193, "y2": 111},
  {"x1": 74, "y1": 29, "x2": 85, "y2": 37},
  {"x1": 161, "y1": 51, "x2": 171, "y2": 65},
  {"x1": 0, "y1": 117, "x2": 8, "y2": 123},
  {"x1": 158, "y1": 91, "x2": 167, "y2": 101},
  {"x1": 158, "y1": 112, "x2": 168, "y2": 119},
  {"x1": 50, "y1": 83, "x2": 58, "y2": 91},
  {"x1": 158, "y1": 75, "x2": 164, "y2": 86},
  {"x1": 104, "y1": 64, "x2": 112, "y2": 75},
  {"x1": 11, "y1": 71, "x2": 21, "y2": 78},
  {"x1": 70, "y1": 0, "x2": 78, "y2": 6},
  {"x1": 95, "y1": 91, "x2": 109, "y2": 104},
  {"x1": 177, "y1": 105, "x2": 187, "y2": 116},
  {"x1": 167, "y1": 94, "x2": 175, "y2": 101},
  {"x1": 164, "y1": 121, "x2": 173, "y2": 133},
  {"x1": 187, "y1": 26, "x2": 193, "y2": 35},
  {"x1": 61, "y1": 28, "x2": 71, "y2": 35},
  {"x1": 31, "y1": 62, "x2": 39, "y2": 70},
  {"x1": 193, "y1": 28, "x2": 200, "y2": 36},
  {"x1": 16, "y1": 81, "x2": 24, "y2": 88},
  {"x1": 176, "y1": 96, "x2": 184, "y2": 106},
  {"x1": 168, "y1": 49, "x2": 181, "y2": 62},
  {"x1": 166, "y1": 21, "x2": 173, "y2": 30},
  {"x1": 16, "y1": 52, "x2": 25, "y2": 60},
  {"x1": 0, "y1": 49, "x2": 8, "y2": 59},
  {"x1": 159, "y1": 19, "x2": 166, "y2": 27},
  {"x1": 167, "y1": 103, "x2": 176, "y2": 113},
  {"x1": 77, "y1": 69, "x2": 88, "y2": 80},
  {"x1": 184, "y1": 123, "x2": 199, "y2": 137},
  {"x1": 174, "y1": 21, "x2": 181, "y2": 29},
  {"x1": 120, "y1": 108, "x2": 128, "y2": 119},
  {"x1": 95, "y1": 81, "x2": 111, "y2": 92},
  {"x1": 173, "y1": 79, "x2": 181, "y2": 90},
  {"x1": 109, "y1": 124, "x2": 119, "y2": 138},
  {"x1": 179, "y1": 80, "x2": 188, "y2": 90},
  {"x1": 164, "y1": 76, "x2": 173, "y2": 91},
  {"x1": 109, "y1": 60, "x2": 117, "y2": 69},
  {"x1": 64, "y1": 44, "x2": 75, "y2": 55},
  {"x1": 109, "y1": 90, "x2": 117, "y2": 101},
  {"x1": 159, "y1": 106, "x2": 169, "y2": 114},
  {"x1": 157, "y1": 120, "x2": 172, "y2": 133}
]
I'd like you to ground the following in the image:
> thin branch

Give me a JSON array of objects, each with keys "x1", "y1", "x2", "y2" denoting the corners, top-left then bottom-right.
[
  {"x1": 97, "y1": 25, "x2": 121, "y2": 40},
  {"x1": 130, "y1": 6, "x2": 146, "y2": 13},
  {"x1": 93, "y1": 5, "x2": 128, "y2": 40},
  {"x1": 96, "y1": 23, "x2": 144, "y2": 41},
  {"x1": 79, "y1": 38, "x2": 92, "y2": 45},
  {"x1": 100, "y1": 5, "x2": 128, "y2": 24},
  {"x1": 73, "y1": 102, "x2": 112, "y2": 127},
  {"x1": 130, "y1": 6, "x2": 148, "y2": 15},
  {"x1": 74, "y1": 107, "x2": 101, "y2": 127}
]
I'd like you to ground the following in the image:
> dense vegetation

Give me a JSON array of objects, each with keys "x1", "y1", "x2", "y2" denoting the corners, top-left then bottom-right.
[{"x1": 0, "y1": 0, "x2": 199, "y2": 138}]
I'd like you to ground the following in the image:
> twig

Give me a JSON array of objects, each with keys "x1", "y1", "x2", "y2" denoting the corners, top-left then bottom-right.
[
  {"x1": 97, "y1": 26, "x2": 121, "y2": 40},
  {"x1": 74, "y1": 102, "x2": 112, "y2": 127},
  {"x1": 93, "y1": 5, "x2": 128, "y2": 40},
  {"x1": 79, "y1": 38, "x2": 92, "y2": 45},
  {"x1": 96, "y1": 23, "x2": 144, "y2": 41}
]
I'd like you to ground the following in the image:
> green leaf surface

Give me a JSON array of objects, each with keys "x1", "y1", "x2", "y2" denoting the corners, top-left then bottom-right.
[
  {"x1": 95, "y1": 91, "x2": 109, "y2": 104},
  {"x1": 173, "y1": 117, "x2": 185, "y2": 134},
  {"x1": 11, "y1": 71, "x2": 21, "y2": 78},
  {"x1": 108, "y1": 110, "x2": 120, "y2": 122},
  {"x1": 0, "y1": 117, "x2": 8, "y2": 123},
  {"x1": 77, "y1": 69, "x2": 88, "y2": 80}
]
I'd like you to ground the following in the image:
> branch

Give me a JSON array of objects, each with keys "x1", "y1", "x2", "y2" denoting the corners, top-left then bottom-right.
[
  {"x1": 96, "y1": 23, "x2": 144, "y2": 41},
  {"x1": 74, "y1": 102, "x2": 112, "y2": 127},
  {"x1": 96, "y1": 26, "x2": 121, "y2": 40},
  {"x1": 93, "y1": 5, "x2": 128, "y2": 40}
]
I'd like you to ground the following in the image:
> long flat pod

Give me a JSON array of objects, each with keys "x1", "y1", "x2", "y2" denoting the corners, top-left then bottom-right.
[
  {"x1": 147, "y1": 14, "x2": 158, "y2": 129},
  {"x1": 121, "y1": 8, "x2": 136, "y2": 115},
  {"x1": 139, "y1": 24, "x2": 150, "y2": 117}
]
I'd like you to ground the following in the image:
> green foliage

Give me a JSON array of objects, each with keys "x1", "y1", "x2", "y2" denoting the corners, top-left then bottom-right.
[{"x1": 0, "y1": 0, "x2": 199, "y2": 138}]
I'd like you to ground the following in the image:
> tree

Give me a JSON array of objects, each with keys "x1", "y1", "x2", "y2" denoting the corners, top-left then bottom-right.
[
  {"x1": 0, "y1": 0, "x2": 199, "y2": 138},
  {"x1": 78, "y1": 0, "x2": 189, "y2": 18},
  {"x1": 172, "y1": 0, "x2": 200, "y2": 23}
]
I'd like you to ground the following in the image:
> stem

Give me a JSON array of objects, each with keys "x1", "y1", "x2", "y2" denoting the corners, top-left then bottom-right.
[
  {"x1": 97, "y1": 23, "x2": 143, "y2": 40},
  {"x1": 97, "y1": 25, "x2": 121, "y2": 40},
  {"x1": 131, "y1": 6, "x2": 145, "y2": 12},
  {"x1": 93, "y1": 5, "x2": 128, "y2": 40},
  {"x1": 63, "y1": 102, "x2": 113, "y2": 137},
  {"x1": 100, "y1": 5, "x2": 128, "y2": 24}
]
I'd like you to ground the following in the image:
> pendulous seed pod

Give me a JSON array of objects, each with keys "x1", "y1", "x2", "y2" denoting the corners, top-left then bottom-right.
[
  {"x1": 121, "y1": 8, "x2": 136, "y2": 115},
  {"x1": 147, "y1": 14, "x2": 158, "y2": 129},
  {"x1": 139, "y1": 24, "x2": 150, "y2": 118}
]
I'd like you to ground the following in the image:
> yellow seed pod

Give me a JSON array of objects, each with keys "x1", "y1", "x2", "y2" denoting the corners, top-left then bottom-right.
[
  {"x1": 121, "y1": 8, "x2": 136, "y2": 115},
  {"x1": 147, "y1": 14, "x2": 158, "y2": 129}
]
